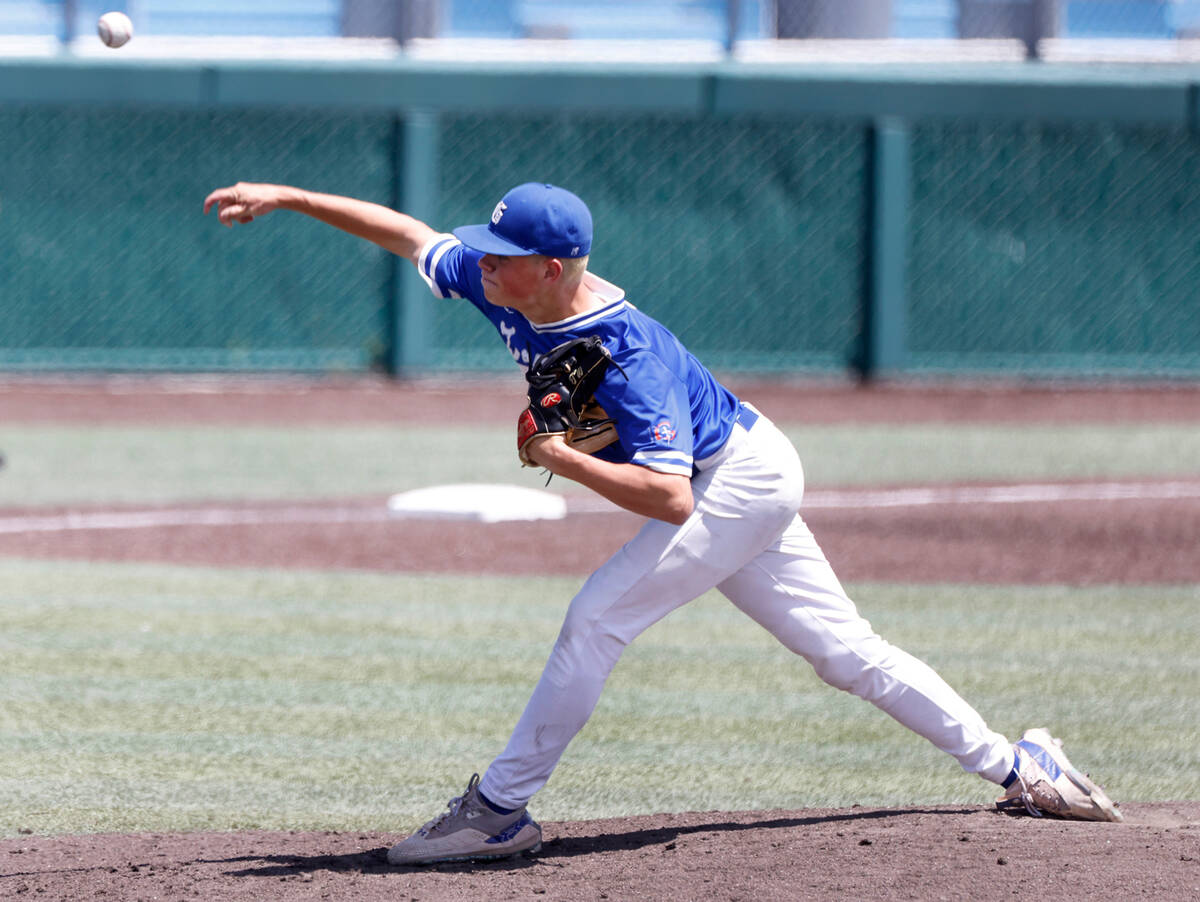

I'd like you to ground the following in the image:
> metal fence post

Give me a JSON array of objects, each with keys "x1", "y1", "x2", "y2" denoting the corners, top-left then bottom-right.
[
  {"x1": 60, "y1": 0, "x2": 77, "y2": 45},
  {"x1": 861, "y1": 116, "x2": 911, "y2": 379},
  {"x1": 342, "y1": 0, "x2": 441, "y2": 43},
  {"x1": 389, "y1": 110, "x2": 440, "y2": 376},
  {"x1": 775, "y1": 0, "x2": 893, "y2": 38},
  {"x1": 1029, "y1": 0, "x2": 1061, "y2": 59},
  {"x1": 957, "y1": 0, "x2": 1059, "y2": 59}
]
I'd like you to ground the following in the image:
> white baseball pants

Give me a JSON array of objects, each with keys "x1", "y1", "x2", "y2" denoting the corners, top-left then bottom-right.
[{"x1": 479, "y1": 408, "x2": 1014, "y2": 809}]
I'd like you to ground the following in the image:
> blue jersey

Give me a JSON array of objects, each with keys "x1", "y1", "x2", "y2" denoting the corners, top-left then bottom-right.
[{"x1": 418, "y1": 236, "x2": 743, "y2": 478}]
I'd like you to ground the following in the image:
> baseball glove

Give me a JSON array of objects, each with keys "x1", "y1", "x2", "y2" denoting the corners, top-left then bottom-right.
[{"x1": 517, "y1": 335, "x2": 624, "y2": 466}]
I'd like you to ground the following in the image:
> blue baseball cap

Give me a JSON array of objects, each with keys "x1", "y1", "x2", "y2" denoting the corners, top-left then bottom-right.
[{"x1": 453, "y1": 183, "x2": 592, "y2": 258}]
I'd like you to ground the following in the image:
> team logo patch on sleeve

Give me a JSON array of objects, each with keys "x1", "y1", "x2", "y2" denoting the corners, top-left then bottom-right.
[{"x1": 653, "y1": 421, "x2": 677, "y2": 442}]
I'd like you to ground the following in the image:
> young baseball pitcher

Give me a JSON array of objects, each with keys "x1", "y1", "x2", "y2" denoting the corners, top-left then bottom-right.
[{"x1": 203, "y1": 180, "x2": 1123, "y2": 865}]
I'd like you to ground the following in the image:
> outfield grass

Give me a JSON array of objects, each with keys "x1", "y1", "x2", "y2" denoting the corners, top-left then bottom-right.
[
  {"x1": 2, "y1": 422, "x2": 1199, "y2": 506},
  {"x1": 1, "y1": 558, "x2": 1196, "y2": 837}
]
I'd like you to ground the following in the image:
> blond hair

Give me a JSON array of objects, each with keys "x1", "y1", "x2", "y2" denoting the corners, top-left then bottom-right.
[{"x1": 560, "y1": 255, "x2": 589, "y2": 281}]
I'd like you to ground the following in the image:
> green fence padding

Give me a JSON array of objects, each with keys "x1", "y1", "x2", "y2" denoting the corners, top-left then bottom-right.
[
  {"x1": 907, "y1": 119, "x2": 1200, "y2": 375},
  {"x1": 1, "y1": 59, "x2": 1198, "y2": 378},
  {"x1": 430, "y1": 112, "x2": 867, "y2": 372},
  {"x1": 0, "y1": 106, "x2": 396, "y2": 371}
]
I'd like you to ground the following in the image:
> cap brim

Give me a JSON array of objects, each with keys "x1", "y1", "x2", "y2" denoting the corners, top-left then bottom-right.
[{"x1": 452, "y1": 224, "x2": 534, "y2": 256}]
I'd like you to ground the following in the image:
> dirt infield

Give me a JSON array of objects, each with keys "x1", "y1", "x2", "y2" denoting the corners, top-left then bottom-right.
[
  {"x1": 3, "y1": 490, "x2": 1200, "y2": 585},
  {"x1": 3, "y1": 374, "x2": 1200, "y2": 425},
  {"x1": 3, "y1": 803, "x2": 1199, "y2": 902},
  {"x1": 3, "y1": 377, "x2": 1199, "y2": 585},
  {"x1": 2, "y1": 378, "x2": 1199, "y2": 900}
]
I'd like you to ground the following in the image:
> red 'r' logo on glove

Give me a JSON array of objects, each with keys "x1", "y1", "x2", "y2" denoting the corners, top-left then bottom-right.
[{"x1": 540, "y1": 392, "x2": 562, "y2": 408}]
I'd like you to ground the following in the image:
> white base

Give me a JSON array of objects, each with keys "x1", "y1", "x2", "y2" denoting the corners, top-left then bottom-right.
[{"x1": 386, "y1": 483, "x2": 567, "y2": 523}]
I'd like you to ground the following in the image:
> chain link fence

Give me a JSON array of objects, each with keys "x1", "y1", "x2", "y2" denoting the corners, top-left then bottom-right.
[
  {"x1": 0, "y1": 103, "x2": 868, "y2": 374},
  {"x1": 907, "y1": 120, "x2": 1200, "y2": 375},
  {"x1": 432, "y1": 113, "x2": 867, "y2": 372},
  {"x1": 0, "y1": 106, "x2": 397, "y2": 370},
  {"x1": 2, "y1": 89, "x2": 1195, "y2": 377}
]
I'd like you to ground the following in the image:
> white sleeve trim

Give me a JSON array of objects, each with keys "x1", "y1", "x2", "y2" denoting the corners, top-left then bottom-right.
[
  {"x1": 632, "y1": 450, "x2": 694, "y2": 477},
  {"x1": 416, "y1": 234, "x2": 460, "y2": 299}
]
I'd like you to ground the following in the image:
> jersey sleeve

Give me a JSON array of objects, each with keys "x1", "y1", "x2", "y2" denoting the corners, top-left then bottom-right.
[
  {"x1": 416, "y1": 234, "x2": 486, "y2": 306},
  {"x1": 595, "y1": 354, "x2": 695, "y2": 478}
]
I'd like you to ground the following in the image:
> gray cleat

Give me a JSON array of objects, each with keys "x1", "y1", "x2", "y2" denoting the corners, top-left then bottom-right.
[{"x1": 387, "y1": 774, "x2": 543, "y2": 865}]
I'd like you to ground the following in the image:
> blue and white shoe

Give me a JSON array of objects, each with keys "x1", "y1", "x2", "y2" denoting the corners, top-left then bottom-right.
[
  {"x1": 996, "y1": 728, "x2": 1123, "y2": 822},
  {"x1": 387, "y1": 774, "x2": 543, "y2": 865}
]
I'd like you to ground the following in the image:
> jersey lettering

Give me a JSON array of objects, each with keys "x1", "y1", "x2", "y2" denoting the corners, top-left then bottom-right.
[{"x1": 499, "y1": 320, "x2": 530, "y2": 366}]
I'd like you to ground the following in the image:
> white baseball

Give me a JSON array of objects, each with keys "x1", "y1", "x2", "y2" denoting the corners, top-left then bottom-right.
[{"x1": 97, "y1": 11, "x2": 134, "y2": 49}]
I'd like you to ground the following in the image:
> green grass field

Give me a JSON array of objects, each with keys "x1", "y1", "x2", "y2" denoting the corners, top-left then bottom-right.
[
  {"x1": 1, "y1": 417, "x2": 1198, "y2": 838},
  {"x1": 1, "y1": 559, "x2": 1197, "y2": 838},
  {"x1": 3, "y1": 422, "x2": 1200, "y2": 506}
]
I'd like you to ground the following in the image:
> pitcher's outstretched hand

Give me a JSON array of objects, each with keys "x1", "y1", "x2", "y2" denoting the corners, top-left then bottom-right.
[{"x1": 204, "y1": 182, "x2": 291, "y2": 227}]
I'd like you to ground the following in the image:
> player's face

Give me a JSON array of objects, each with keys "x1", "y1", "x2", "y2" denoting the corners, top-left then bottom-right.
[{"x1": 478, "y1": 253, "x2": 545, "y2": 309}]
